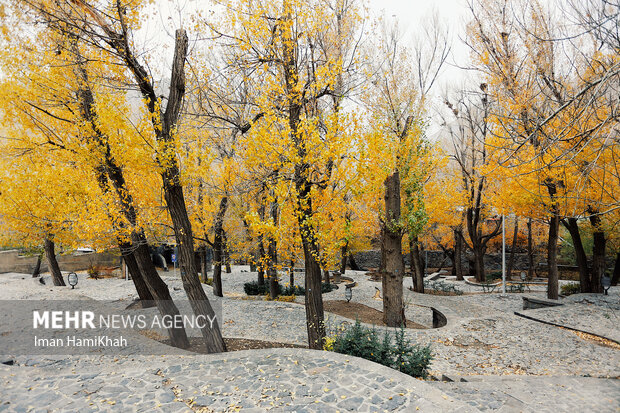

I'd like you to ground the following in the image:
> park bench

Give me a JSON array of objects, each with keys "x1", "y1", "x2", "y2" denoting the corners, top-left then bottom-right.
[{"x1": 480, "y1": 282, "x2": 499, "y2": 293}]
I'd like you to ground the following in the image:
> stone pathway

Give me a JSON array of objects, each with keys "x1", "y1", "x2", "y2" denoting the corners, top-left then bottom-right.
[
  {"x1": 429, "y1": 376, "x2": 620, "y2": 412},
  {"x1": 0, "y1": 350, "x2": 475, "y2": 412}
]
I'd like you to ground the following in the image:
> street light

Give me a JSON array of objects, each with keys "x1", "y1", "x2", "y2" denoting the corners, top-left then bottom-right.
[
  {"x1": 601, "y1": 275, "x2": 612, "y2": 295},
  {"x1": 68, "y1": 272, "x2": 78, "y2": 289},
  {"x1": 345, "y1": 282, "x2": 354, "y2": 302}
]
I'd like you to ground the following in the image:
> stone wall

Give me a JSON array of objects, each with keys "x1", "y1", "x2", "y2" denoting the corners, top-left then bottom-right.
[
  {"x1": 353, "y1": 249, "x2": 543, "y2": 272},
  {"x1": 0, "y1": 249, "x2": 120, "y2": 274}
]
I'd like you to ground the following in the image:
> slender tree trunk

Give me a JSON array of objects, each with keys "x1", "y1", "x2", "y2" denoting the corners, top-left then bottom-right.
[
  {"x1": 257, "y1": 236, "x2": 266, "y2": 287},
  {"x1": 563, "y1": 218, "x2": 591, "y2": 292},
  {"x1": 267, "y1": 198, "x2": 279, "y2": 300},
  {"x1": 527, "y1": 218, "x2": 535, "y2": 279},
  {"x1": 547, "y1": 214, "x2": 560, "y2": 299},
  {"x1": 472, "y1": 244, "x2": 486, "y2": 283},
  {"x1": 212, "y1": 232, "x2": 224, "y2": 297},
  {"x1": 223, "y1": 231, "x2": 232, "y2": 274},
  {"x1": 32, "y1": 253, "x2": 42, "y2": 278},
  {"x1": 382, "y1": 171, "x2": 405, "y2": 327},
  {"x1": 163, "y1": 181, "x2": 226, "y2": 352},
  {"x1": 589, "y1": 212, "x2": 606, "y2": 294},
  {"x1": 611, "y1": 252, "x2": 620, "y2": 286},
  {"x1": 201, "y1": 246, "x2": 209, "y2": 283},
  {"x1": 506, "y1": 218, "x2": 519, "y2": 279},
  {"x1": 122, "y1": 246, "x2": 155, "y2": 304},
  {"x1": 289, "y1": 260, "x2": 295, "y2": 287},
  {"x1": 212, "y1": 197, "x2": 227, "y2": 297},
  {"x1": 340, "y1": 243, "x2": 348, "y2": 274},
  {"x1": 454, "y1": 228, "x2": 464, "y2": 281},
  {"x1": 409, "y1": 236, "x2": 424, "y2": 293},
  {"x1": 44, "y1": 237, "x2": 65, "y2": 286},
  {"x1": 323, "y1": 268, "x2": 330, "y2": 284},
  {"x1": 283, "y1": 5, "x2": 324, "y2": 349}
]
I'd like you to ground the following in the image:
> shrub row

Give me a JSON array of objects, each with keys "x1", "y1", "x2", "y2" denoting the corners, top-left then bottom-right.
[
  {"x1": 243, "y1": 280, "x2": 335, "y2": 296},
  {"x1": 326, "y1": 320, "x2": 432, "y2": 378}
]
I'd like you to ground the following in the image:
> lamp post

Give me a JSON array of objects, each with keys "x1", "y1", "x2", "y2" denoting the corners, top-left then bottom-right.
[
  {"x1": 345, "y1": 283, "x2": 354, "y2": 302},
  {"x1": 601, "y1": 275, "x2": 611, "y2": 295},
  {"x1": 68, "y1": 272, "x2": 78, "y2": 289}
]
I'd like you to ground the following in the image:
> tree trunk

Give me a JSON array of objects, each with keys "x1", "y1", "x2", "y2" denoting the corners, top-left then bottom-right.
[
  {"x1": 44, "y1": 237, "x2": 65, "y2": 286},
  {"x1": 289, "y1": 260, "x2": 295, "y2": 287},
  {"x1": 563, "y1": 218, "x2": 591, "y2": 292},
  {"x1": 212, "y1": 231, "x2": 224, "y2": 297},
  {"x1": 212, "y1": 197, "x2": 227, "y2": 297},
  {"x1": 611, "y1": 252, "x2": 620, "y2": 286},
  {"x1": 340, "y1": 243, "x2": 348, "y2": 274},
  {"x1": 163, "y1": 181, "x2": 226, "y2": 352},
  {"x1": 589, "y1": 212, "x2": 606, "y2": 294},
  {"x1": 382, "y1": 171, "x2": 405, "y2": 327},
  {"x1": 257, "y1": 236, "x2": 266, "y2": 287},
  {"x1": 409, "y1": 236, "x2": 424, "y2": 293},
  {"x1": 506, "y1": 218, "x2": 519, "y2": 279},
  {"x1": 223, "y1": 231, "x2": 232, "y2": 274},
  {"x1": 323, "y1": 268, "x2": 330, "y2": 284},
  {"x1": 200, "y1": 245, "x2": 209, "y2": 283},
  {"x1": 32, "y1": 253, "x2": 42, "y2": 278},
  {"x1": 454, "y1": 228, "x2": 464, "y2": 281},
  {"x1": 472, "y1": 244, "x2": 486, "y2": 283},
  {"x1": 527, "y1": 218, "x2": 535, "y2": 279},
  {"x1": 122, "y1": 246, "x2": 155, "y2": 304},
  {"x1": 267, "y1": 196, "x2": 279, "y2": 299},
  {"x1": 547, "y1": 214, "x2": 560, "y2": 299}
]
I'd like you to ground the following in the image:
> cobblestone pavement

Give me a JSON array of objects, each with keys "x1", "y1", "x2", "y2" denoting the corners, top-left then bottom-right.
[
  {"x1": 0, "y1": 350, "x2": 475, "y2": 412},
  {"x1": 428, "y1": 376, "x2": 620, "y2": 412},
  {"x1": 515, "y1": 294, "x2": 619, "y2": 343}
]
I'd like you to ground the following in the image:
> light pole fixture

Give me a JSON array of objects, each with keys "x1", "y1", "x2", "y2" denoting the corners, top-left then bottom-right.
[
  {"x1": 601, "y1": 275, "x2": 611, "y2": 296},
  {"x1": 68, "y1": 272, "x2": 78, "y2": 289},
  {"x1": 345, "y1": 282, "x2": 354, "y2": 302}
]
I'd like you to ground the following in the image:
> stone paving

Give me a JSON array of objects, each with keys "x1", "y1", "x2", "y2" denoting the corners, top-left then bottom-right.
[{"x1": 0, "y1": 350, "x2": 474, "y2": 412}]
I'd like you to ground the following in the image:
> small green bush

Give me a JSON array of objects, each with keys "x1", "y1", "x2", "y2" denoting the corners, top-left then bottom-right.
[
  {"x1": 330, "y1": 320, "x2": 432, "y2": 378},
  {"x1": 561, "y1": 282, "x2": 581, "y2": 296},
  {"x1": 245, "y1": 281, "x2": 335, "y2": 296},
  {"x1": 243, "y1": 281, "x2": 280, "y2": 295}
]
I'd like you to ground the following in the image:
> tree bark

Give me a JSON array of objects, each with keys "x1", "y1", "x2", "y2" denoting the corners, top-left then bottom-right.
[
  {"x1": 562, "y1": 218, "x2": 591, "y2": 292},
  {"x1": 589, "y1": 211, "x2": 606, "y2": 294},
  {"x1": 472, "y1": 243, "x2": 486, "y2": 283},
  {"x1": 32, "y1": 253, "x2": 42, "y2": 278},
  {"x1": 122, "y1": 246, "x2": 155, "y2": 304},
  {"x1": 223, "y1": 231, "x2": 232, "y2": 274},
  {"x1": 289, "y1": 260, "x2": 295, "y2": 287},
  {"x1": 339, "y1": 243, "x2": 348, "y2": 274},
  {"x1": 44, "y1": 238, "x2": 65, "y2": 286},
  {"x1": 212, "y1": 197, "x2": 228, "y2": 297},
  {"x1": 527, "y1": 218, "x2": 535, "y2": 279},
  {"x1": 267, "y1": 197, "x2": 279, "y2": 300},
  {"x1": 382, "y1": 171, "x2": 405, "y2": 327},
  {"x1": 547, "y1": 214, "x2": 560, "y2": 299},
  {"x1": 454, "y1": 228, "x2": 464, "y2": 280},
  {"x1": 409, "y1": 236, "x2": 424, "y2": 293},
  {"x1": 506, "y1": 217, "x2": 519, "y2": 279}
]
